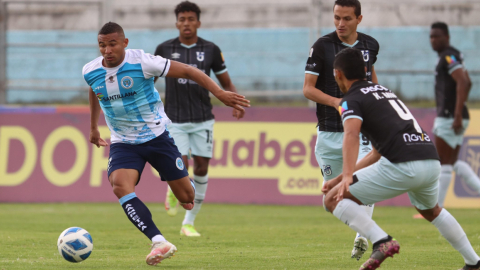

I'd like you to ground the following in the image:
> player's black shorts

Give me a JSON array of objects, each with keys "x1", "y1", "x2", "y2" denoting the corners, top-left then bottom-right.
[{"x1": 108, "y1": 130, "x2": 188, "y2": 183}]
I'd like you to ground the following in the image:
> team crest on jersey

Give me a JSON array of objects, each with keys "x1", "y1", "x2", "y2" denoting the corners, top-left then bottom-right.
[
  {"x1": 171, "y1": 52, "x2": 181, "y2": 59},
  {"x1": 323, "y1": 165, "x2": 332, "y2": 176},
  {"x1": 196, "y1": 51, "x2": 205, "y2": 61},
  {"x1": 176, "y1": 157, "x2": 185, "y2": 170},
  {"x1": 361, "y1": 50, "x2": 370, "y2": 62},
  {"x1": 121, "y1": 76, "x2": 134, "y2": 89}
]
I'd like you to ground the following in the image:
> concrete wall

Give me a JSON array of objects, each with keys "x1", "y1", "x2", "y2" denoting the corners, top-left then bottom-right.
[{"x1": 6, "y1": 27, "x2": 480, "y2": 103}]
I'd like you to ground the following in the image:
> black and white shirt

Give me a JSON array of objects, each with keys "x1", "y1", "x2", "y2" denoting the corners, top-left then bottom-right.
[{"x1": 155, "y1": 37, "x2": 227, "y2": 123}]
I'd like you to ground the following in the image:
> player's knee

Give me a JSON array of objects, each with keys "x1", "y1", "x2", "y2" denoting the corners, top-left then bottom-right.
[
  {"x1": 323, "y1": 193, "x2": 336, "y2": 213},
  {"x1": 194, "y1": 167, "x2": 208, "y2": 177},
  {"x1": 418, "y1": 204, "x2": 442, "y2": 222}
]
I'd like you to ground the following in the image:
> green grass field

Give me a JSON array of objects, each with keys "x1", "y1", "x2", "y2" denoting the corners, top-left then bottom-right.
[{"x1": 1, "y1": 204, "x2": 479, "y2": 270}]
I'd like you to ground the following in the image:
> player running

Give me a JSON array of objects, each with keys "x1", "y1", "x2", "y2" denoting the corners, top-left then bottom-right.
[
  {"x1": 412, "y1": 22, "x2": 480, "y2": 218},
  {"x1": 322, "y1": 48, "x2": 480, "y2": 270},
  {"x1": 154, "y1": 1, "x2": 243, "y2": 237},
  {"x1": 83, "y1": 22, "x2": 249, "y2": 266},
  {"x1": 303, "y1": 0, "x2": 379, "y2": 260}
]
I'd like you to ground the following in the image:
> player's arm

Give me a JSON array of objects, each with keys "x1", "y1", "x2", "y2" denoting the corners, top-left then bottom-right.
[
  {"x1": 88, "y1": 87, "x2": 108, "y2": 148},
  {"x1": 216, "y1": 72, "x2": 244, "y2": 119},
  {"x1": 167, "y1": 61, "x2": 250, "y2": 112},
  {"x1": 303, "y1": 74, "x2": 341, "y2": 108},
  {"x1": 335, "y1": 118, "x2": 362, "y2": 201},
  {"x1": 451, "y1": 68, "x2": 471, "y2": 134},
  {"x1": 371, "y1": 66, "x2": 379, "y2": 84}
]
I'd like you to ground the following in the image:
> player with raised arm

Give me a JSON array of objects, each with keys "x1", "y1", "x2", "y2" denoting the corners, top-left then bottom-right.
[
  {"x1": 322, "y1": 48, "x2": 480, "y2": 270},
  {"x1": 303, "y1": 0, "x2": 379, "y2": 260},
  {"x1": 83, "y1": 22, "x2": 249, "y2": 266},
  {"x1": 412, "y1": 22, "x2": 480, "y2": 218},
  {"x1": 154, "y1": 1, "x2": 243, "y2": 237}
]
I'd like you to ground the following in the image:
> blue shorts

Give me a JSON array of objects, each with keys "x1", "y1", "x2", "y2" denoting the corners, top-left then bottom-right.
[{"x1": 108, "y1": 130, "x2": 189, "y2": 183}]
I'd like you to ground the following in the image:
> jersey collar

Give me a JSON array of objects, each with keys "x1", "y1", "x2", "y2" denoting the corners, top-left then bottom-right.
[
  {"x1": 330, "y1": 31, "x2": 362, "y2": 47},
  {"x1": 180, "y1": 43, "x2": 197, "y2": 49}
]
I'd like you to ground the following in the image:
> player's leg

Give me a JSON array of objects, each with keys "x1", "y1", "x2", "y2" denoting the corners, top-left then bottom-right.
[
  {"x1": 435, "y1": 135, "x2": 459, "y2": 207},
  {"x1": 164, "y1": 124, "x2": 190, "y2": 216},
  {"x1": 181, "y1": 119, "x2": 214, "y2": 236}
]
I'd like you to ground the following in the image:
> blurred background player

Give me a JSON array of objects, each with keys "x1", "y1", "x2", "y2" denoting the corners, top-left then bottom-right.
[
  {"x1": 154, "y1": 1, "x2": 243, "y2": 237},
  {"x1": 84, "y1": 22, "x2": 249, "y2": 265},
  {"x1": 411, "y1": 22, "x2": 480, "y2": 218},
  {"x1": 303, "y1": 0, "x2": 379, "y2": 260},
  {"x1": 323, "y1": 48, "x2": 480, "y2": 270}
]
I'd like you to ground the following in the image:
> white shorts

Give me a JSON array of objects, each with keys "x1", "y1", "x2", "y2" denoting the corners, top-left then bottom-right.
[
  {"x1": 350, "y1": 157, "x2": 441, "y2": 210},
  {"x1": 315, "y1": 130, "x2": 372, "y2": 181},
  {"x1": 433, "y1": 117, "x2": 469, "y2": 149},
  {"x1": 168, "y1": 119, "x2": 214, "y2": 158}
]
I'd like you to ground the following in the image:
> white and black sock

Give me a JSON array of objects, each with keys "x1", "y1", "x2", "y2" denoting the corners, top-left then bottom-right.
[{"x1": 183, "y1": 174, "x2": 208, "y2": 226}]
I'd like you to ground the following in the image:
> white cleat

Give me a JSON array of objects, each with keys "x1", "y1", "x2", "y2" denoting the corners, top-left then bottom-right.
[
  {"x1": 351, "y1": 236, "x2": 369, "y2": 261},
  {"x1": 146, "y1": 241, "x2": 177, "y2": 266}
]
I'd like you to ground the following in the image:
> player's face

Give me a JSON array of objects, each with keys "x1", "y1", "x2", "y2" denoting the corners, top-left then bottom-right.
[
  {"x1": 334, "y1": 69, "x2": 348, "y2": 94},
  {"x1": 176, "y1": 11, "x2": 201, "y2": 39},
  {"x1": 98, "y1": 32, "x2": 128, "y2": 68},
  {"x1": 333, "y1": 5, "x2": 362, "y2": 40},
  {"x1": 430, "y1": 28, "x2": 449, "y2": 52}
]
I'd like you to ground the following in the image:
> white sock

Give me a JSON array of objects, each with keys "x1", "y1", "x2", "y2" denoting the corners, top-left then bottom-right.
[
  {"x1": 152, "y1": 234, "x2": 166, "y2": 243},
  {"x1": 454, "y1": 160, "x2": 480, "y2": 195},
  {"x1": 356, "y1": 204, "x2": 375, "y2": 239},
  {"x1": 431, "y1": 208, "x2": 480, "y2": 265},
  {"x1": 183, "y1": 174, "x2": 208, "y2": 226},
  {"x1": 438, "y1": 165, "x2": 453, "y2": 208},
  {"x1": 333, "y1": 199, "x2": 388, "y2": 244}
]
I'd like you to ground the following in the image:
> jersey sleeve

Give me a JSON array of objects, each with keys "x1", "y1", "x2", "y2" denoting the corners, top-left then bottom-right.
[
  {"x1": 140, "y1": 51, "x2": 171, "y2": 79},
  {"x1": 339, "y1": 98, "x2": 363, "y2": 125},
  {"x1": 212, "y1": 45, "x2": 227, "y2": 75},
  {"x1": 443, "y1": 51, "x2": 464, "y2": 75},
  {"x1": 305, "y1": 40, "x2": 324, "y2": 76},
  {"x1": 371, "y1": 39, "x2": 380, "y2": 65}
]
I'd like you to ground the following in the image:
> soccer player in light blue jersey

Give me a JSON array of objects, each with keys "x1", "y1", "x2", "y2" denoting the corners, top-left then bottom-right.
[{"x1": 83, "y1": 22, "x2": 249, "y2": 266}]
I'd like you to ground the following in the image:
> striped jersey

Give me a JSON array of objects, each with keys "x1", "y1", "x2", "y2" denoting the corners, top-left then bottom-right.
[
  {"x1": 83, "y1": 49, "x2": 171, "y2": 145},
  {"x1": 305, "y1": 31, "x2": 380, "y2": 132},
  {"x1": 155, "y1": 37, "x2": 227, "y2": 123}
]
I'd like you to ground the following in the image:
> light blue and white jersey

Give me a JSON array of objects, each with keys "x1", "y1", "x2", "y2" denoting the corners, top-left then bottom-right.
[{"x1": 83, "y1": 49, "x2": 171, "y2": 144}]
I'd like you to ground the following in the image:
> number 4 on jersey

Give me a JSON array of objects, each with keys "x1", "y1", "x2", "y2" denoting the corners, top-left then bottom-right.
[{"x1": 388, "y1": 100, "x2": 422, "y2": 133}]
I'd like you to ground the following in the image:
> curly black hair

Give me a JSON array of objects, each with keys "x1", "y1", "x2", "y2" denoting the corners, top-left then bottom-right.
[
  {"x1": 334, "y1": 0, "x2": 361, "y2": 18},
  {"x1": 98, "y1": 22, "x2": 124, "y2": 36},
  {"x1": 175, "y1": 1, "x2": 201, "y2": 20},
  {"x1": 431, "y1": 22, "x2": 449, "y2": 36}
]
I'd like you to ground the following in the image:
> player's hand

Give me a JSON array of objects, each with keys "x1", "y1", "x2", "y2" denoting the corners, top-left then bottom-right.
[
  {"x1": 232, "y1": 108, "x2": 245, "y2": 120},
  {"x1": 89, "y1": 129, "x2": 108, "y2": 148},
  {"x1": 322, "y1": 175, "x2": 342, "y2": 195},
  {"x1": 334, "y1": 175, "x2": 353, "y2": 202},
  {"x1": 452, "y1": 116, "x2": 463, "y2": 135},
  {"x1": 216, "y1": 91, "x2": 250, "y2": 112}
]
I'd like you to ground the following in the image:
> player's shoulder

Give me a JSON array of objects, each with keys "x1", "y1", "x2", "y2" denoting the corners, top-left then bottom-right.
[
  {"x1": 82, "y1": 56, "x2": 103, "y2": 76},
  {"x1": 314, "y1": 31, "x2": 338, "y2": 45},
  {"x1": 158, "y1": 37, "x2": 179, "y2": 48},
  {"x1": 442, "y1": 46, "x2": 462, "y2": 57},
  {"x1": 357, "y1": 32, "x2": 380, "y2": 50},
  {"x1": 197, "y1": 37, "x2": 219, "y2": 49}
]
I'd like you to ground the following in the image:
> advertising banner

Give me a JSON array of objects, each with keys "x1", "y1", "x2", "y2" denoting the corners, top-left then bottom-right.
[{"x1": 0, "y1": 106, "x2": 478, "y2": 208}]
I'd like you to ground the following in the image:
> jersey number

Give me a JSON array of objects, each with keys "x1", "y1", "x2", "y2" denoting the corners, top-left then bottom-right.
[
  {"x1": 205, "y1": 130, "x2": 213, "y2": 144},
  {"x1": 388, "y1": 100, "x2": 422, "y2": 133}
]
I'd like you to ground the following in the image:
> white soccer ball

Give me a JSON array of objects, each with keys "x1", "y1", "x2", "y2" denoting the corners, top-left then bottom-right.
[{"x1": 57, "y1": 227, "x2": 93, "y2": 263}]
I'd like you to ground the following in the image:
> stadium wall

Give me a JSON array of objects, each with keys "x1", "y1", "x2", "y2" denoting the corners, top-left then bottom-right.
[
  {"x1": 6, "y1": 27, "x2": 480, "y2": 103},
  {"x1": 1, "y1": 106, "x2": 479, "y2": 208}
]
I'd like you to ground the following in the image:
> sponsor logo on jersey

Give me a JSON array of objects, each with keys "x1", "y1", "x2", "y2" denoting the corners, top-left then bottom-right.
[
  {"x1": 338, "y1": 101, "x2": 348, "y2": 115},
  {"x1": 121, "y1": 76, "x2": 134, "y2": 89},
  {"x1": 309, "y1": 48, "x2": 314, "y2": 57},
  {"x1": 96, "y1": 93, "x2": 104, "y2": 101},
  {"x1": 94, "y1": 85, "x2": 104, "y2": 91},
  {"x1": 176, "y1": 157, "x2": 185, "y2": 170},
  {"x1": 172, "y1": 52, "x2": 181, "y2": 59},
  {"x1": 196, "y1": 51, "x2": 205, "y2": 61},
  {"x1": 446, "y1": 55, "x2": 458, "y2": 64},
  {"x1": 107, "y1": 76, "x2": 115, "y2": 83},
  {"x1": 221, "y1": 52, "x2": 225, "y2": 62},
  {"x1": 403, "y1": 132, "x2": 431, "y2": 143},
  {"x1": 360, "y1": 84, "x2": 389, "y2": 94},
  {"x1": 361, "y1": 50, "x2": 370, "y2": 62},
  {"x1": 101, "y1": 91, "x2": 137, "y2": 102}
]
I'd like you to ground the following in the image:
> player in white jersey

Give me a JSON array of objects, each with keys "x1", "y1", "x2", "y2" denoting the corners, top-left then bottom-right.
[{"x1": 83, "y1": 22, "x2": 249, "y2": 266}]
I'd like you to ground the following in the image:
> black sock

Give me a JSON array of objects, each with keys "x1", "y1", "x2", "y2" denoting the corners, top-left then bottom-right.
[
  {"x1": 119, "y1": 192, "x2": 161, "y2": 240},
  {"x1": 372, "y1": 235, "x2": 393, "y2": 250}
]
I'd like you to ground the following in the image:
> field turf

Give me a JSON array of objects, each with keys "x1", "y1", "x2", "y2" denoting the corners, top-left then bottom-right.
[{"x1": 1, "y1": 203, "x2": 479, "y2": 269}]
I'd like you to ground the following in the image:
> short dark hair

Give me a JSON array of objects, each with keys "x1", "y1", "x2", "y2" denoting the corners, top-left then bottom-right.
[
  {"x1": 334, "y1": 48, "x2": 366, "y2": 81},
  {"x1": 98, "y1": 22, "x2": 124, "y2": 36},
  {"x1": 334, "y1": 0, "x2": 361, "y2": 18},
  {"x1": 431, "y1": 22, "x2": 449, "y2": 36},
  {"x1": 175, "y1": 1, "x2": 201, "y2": 20}
]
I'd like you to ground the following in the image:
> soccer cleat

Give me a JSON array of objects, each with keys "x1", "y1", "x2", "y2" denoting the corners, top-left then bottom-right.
[
  {"x1": 459, "y1": 260, "x2": 480, "y2": 270},
  {"x1": 180, "y1": 224, "x2": 201, "y2": 237},
  {"x1": 146, "y1": 241, "x2": 177, "y2": 266},
  {"x1": 352, "y1": 237, "x2": 369, "y2": 261},
  {"x1": 412, "y1": 213, "x2": 425, "y2": 219},
  {"x1": 360, "y1": 237, "x2": 400, "y2": 270},
  {"x1": 165, "y1": 188, "x2": 178, "y2": 217}
]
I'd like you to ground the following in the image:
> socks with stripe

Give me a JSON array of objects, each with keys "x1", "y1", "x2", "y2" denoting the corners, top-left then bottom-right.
[
  {"x1": 119, "y1": 192, "x2": 163, "y2": 241},
  {"x1": 183, "y1": 174, "x2": 208, "y2": 226}
]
